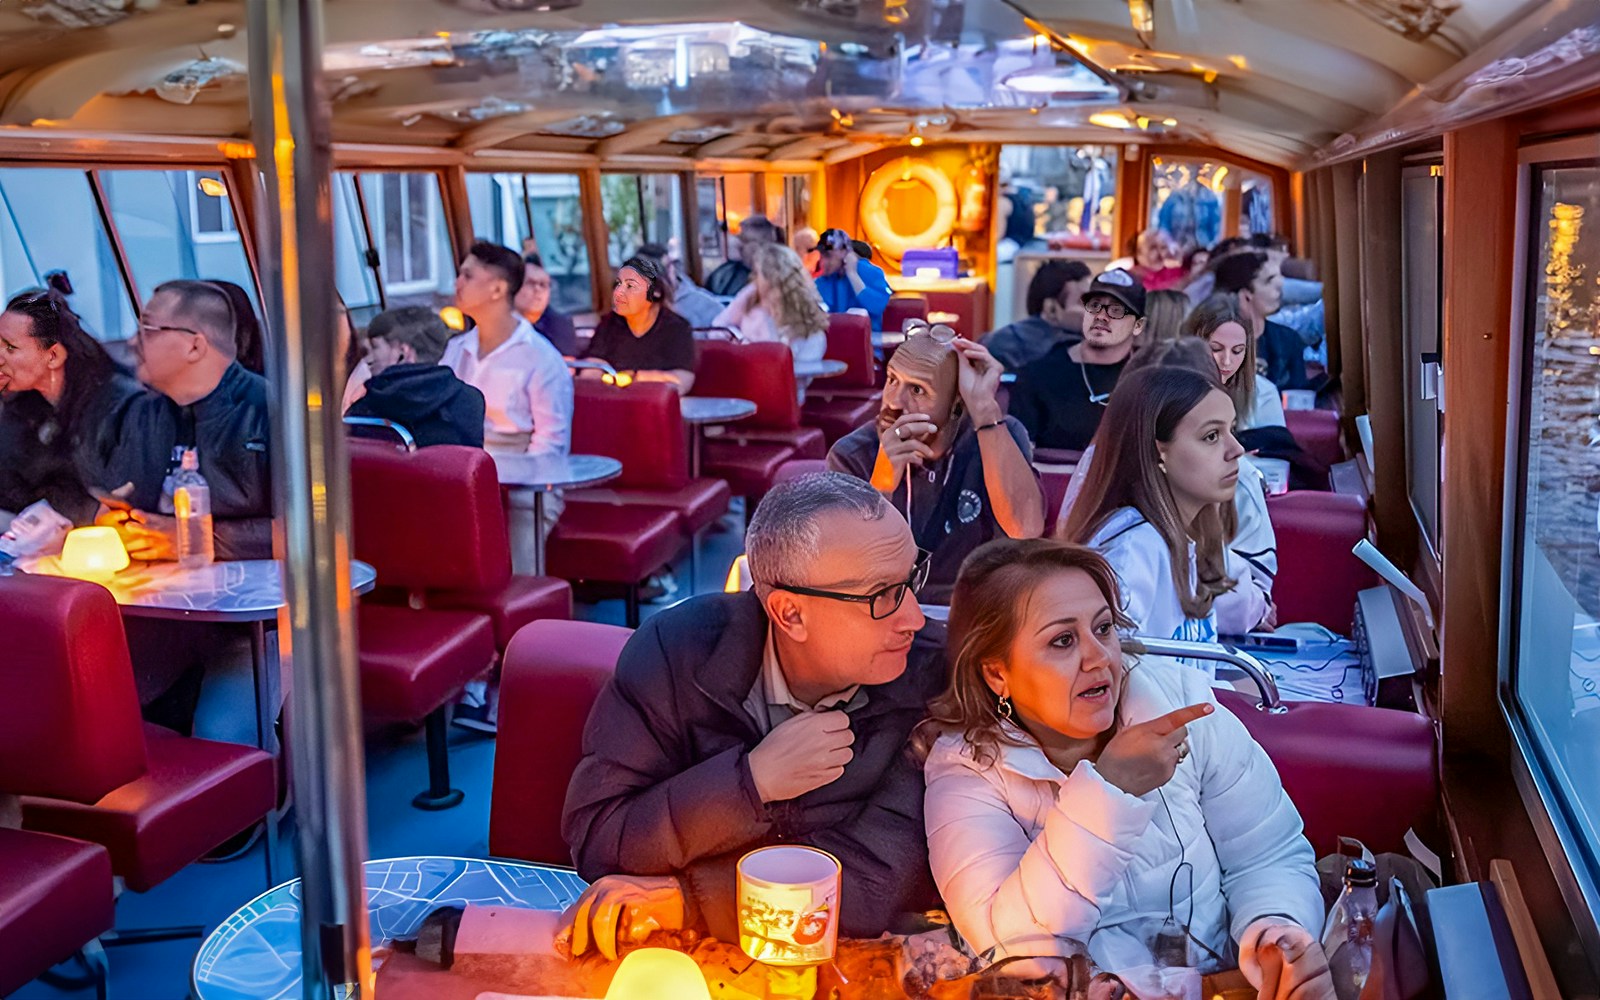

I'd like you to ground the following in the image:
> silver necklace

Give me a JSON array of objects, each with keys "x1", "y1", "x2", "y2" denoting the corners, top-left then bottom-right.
[{"x1": 1079, "y1": 355, "x2": 1110, "y2": 405}]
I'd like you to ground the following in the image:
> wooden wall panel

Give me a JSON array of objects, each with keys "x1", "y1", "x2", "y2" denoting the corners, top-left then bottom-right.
[
  {"x1": 1359, "y1": 151, "x2": 1418, "y2": 564},
  {"x1": 1332, "y1": 161, "x2": 1365, "y2": 420},
  {"x1": 1439, "y1": 119, "x2": 1518, "y2": 755}
]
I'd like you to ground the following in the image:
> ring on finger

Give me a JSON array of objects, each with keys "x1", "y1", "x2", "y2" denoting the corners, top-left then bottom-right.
[
  {"x1": 894, "y1": 427, "x2": 904, "y2": 440},
  {"x1": 1175, "y1": 739, "x2": 1190, "y2": 763}
]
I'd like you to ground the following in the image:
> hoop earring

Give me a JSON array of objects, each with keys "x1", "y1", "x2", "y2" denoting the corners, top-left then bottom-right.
[{"x1": 997, "y1": 695, "x2": 1014, "y2": 721}]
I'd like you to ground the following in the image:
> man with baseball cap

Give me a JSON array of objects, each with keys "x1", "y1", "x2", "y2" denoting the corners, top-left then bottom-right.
[
  {"x1": 1007, "y1": 267, "x2": 1147, "y2": 452},
  {"x1": 814, "y1": 227, "x2": 893, "y2": 331}
]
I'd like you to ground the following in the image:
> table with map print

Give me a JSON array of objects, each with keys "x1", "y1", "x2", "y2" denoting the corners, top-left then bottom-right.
[{"x1": 191, "y1": 855, "x2": 588, "y2": 1000}]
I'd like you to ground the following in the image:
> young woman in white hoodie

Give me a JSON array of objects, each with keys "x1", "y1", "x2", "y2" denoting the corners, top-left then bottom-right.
[
  {"x1": 1059, "y1": 366, "x2": 1273, "y2": 654},
  {"x1": 922, "y1": 539, "x2": 1331, "y2": 996}
]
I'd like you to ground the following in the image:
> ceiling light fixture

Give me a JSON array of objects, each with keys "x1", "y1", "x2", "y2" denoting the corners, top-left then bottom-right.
[
  {"x1": 1088, "y1": 111, "x2": 1133, "y2": 129},
  {"x1": 1127, "y1": 0, "x2": 1155, "y2": 35}
]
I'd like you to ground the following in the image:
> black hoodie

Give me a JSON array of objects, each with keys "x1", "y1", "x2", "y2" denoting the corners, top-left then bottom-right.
[{"x1": 346, "y1": 363, "x2": 485, "y2": 449}]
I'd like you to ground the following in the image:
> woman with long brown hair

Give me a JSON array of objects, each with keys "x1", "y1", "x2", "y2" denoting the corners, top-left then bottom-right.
[
  {"x1": 922, "y1": 538, "x2": 1329, "y2": 992},
  {"x1": 1183, "y1": 292, "x2": 1285, "y2": 431},
  {"x1": 1058, "y1": 365, "x2": 1269, "y2": 646}
]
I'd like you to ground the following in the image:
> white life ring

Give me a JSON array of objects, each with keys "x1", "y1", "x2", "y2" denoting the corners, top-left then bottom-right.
[{"x1": 860, "y1": 158, "x2": 959, "y2": 261}]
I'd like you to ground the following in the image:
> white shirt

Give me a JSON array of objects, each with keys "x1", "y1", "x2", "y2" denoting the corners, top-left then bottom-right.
[
  {"x1": 1237, "y1": 374, "x2": 1287, "y2": 432},
  {"x1": 742, "y1": 631, "x2": 863, "y2": 735},
  {"x1": 924, "y1": 657, "x2": 1322, "y2": 970},
  {"x1": 441, "y1": 318, "x2": 573, "y2": 458}
]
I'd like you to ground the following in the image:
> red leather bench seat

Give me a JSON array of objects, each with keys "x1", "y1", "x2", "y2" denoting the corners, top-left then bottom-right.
[{"x1": 0, "y1": 828, "x2": 114, "y2": 998}]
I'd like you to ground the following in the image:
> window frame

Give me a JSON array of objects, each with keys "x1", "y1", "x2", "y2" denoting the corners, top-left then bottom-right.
[
  {"x1": 1499, "y1": 133, "x2": 1600, "y2": 965},
  {"x1": 366, "y1": 171, "x2": 443, "y2": 296},
  {"x1": 599, "y1": 169, "x2": 687, "y2": 270},
  {"x1": 1399, "y1": 161, "x2": 1445, "y2": 565}
]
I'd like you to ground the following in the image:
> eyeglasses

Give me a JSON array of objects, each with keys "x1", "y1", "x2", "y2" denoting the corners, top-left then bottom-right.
[
  {"x1": 1083, "y1": 298, "x2": 1132, "y2": 320},
  {"x1": 771, "y1": 549, "x2": 931, "y2": 620},
  {"x1": 135, "y1": 322, "x2": 205, "y2": 344},
  {"x1": 901, "y1": 318, "x2": 958, "y2": 344}
]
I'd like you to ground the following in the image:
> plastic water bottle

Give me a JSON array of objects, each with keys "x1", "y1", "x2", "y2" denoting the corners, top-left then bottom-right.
[
  {"x1": 1323, "y1": 858, "x2": 1379, "y2": 999},
  {"x1": 158, "y1": 445, "x2": 186, "y2": 515},
  {"x1": 173, "y1": 448, "x2": 215, "y2": 569}
]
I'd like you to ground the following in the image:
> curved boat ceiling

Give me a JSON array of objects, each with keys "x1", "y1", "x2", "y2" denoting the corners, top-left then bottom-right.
[{"x1": 0, "y1": 0, "x2": 1593, "y2": 168}]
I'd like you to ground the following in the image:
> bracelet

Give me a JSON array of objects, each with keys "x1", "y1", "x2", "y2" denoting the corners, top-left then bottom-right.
[{"x1": 976, "y1": 419, "x2": 1006, "y2": 432}]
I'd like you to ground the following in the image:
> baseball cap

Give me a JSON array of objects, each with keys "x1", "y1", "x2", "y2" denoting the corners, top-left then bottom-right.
[{"x1": 1084, "y1": 268, "x2": 1146, "y2": 317}]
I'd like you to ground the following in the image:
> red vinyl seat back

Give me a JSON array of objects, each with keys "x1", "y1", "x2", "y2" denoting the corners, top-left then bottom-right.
[
  {"x1": 882, "y1": 296, "x2": 928, "y2": 336},
  {"x1": 823, "y1": 313, "x2": 877, "y2": 389},
  {"x1": 349, "y1": 439, "x2": 509, "y2": 593},
  {"x1": 0, "y1": 574, "x2": 146, "y2": 801},
  {"x1": 1217, "y1": 691, "x2": 1438, "y2": 856},
  {"x1": 1268, "y1": 490, "x2": 1377, "y2": 634},
  {"x1": 774, "y1": 459, "x2": 828, "y2": 485},
  {"x1": 571, "y1": 381, "x2": 688, "y2": 491},
  {"x1": 490, "y1": 619, "x2": 632, "y2": 864},
  {"x1": 1039, "y1": 467, "x2": 1071, "y2": 535},
  {"x1": 693, "y1": 340, "x2": 801, "y2": 431},
  {"x1": 1285, "y1": 408, "x2": 1343, "y2": 471}
]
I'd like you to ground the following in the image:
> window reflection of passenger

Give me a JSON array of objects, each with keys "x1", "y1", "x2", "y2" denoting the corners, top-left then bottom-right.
[
  {"x1": 0, "y1": 278, "x2": 141, "y2": 525},
  {"x1": 922, "y1": 538, "x2": 1329, "y2": 993}
]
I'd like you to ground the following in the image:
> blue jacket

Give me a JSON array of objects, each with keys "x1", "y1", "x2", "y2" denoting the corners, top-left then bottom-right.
[{"x1": 816, "y1": 259, "x2": 893, "y2": 331}]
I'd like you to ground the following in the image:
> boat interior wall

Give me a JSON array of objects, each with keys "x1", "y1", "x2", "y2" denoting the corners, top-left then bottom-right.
[{"x1": 0, "y1": 0, "x2": 1588, "y2": 173}]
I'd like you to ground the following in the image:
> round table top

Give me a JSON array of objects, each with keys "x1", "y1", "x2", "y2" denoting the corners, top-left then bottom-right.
[
  {"x1": 795, "y1": 359, "x2": 848, "y2": 379},
  {"x1": 681, "y1": 396, "x2": 757, "y2": 425},
  {"x1": 191, "y1": 855, "x2": 588, "y2": 1000},
  {"x1": 491, "y1": 452, "x2": 623, "y2": 491},
  {"x1": 17, "y1": 557, "x2": 377, "y2": 622}
]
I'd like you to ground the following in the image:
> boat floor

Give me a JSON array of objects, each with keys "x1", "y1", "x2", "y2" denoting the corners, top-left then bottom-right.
[{"x1": 15, "y1": 507, "x2": 750, "y2": 1000}]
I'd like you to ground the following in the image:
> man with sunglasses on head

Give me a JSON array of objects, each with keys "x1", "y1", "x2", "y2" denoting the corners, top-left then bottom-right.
[
  {"x1": 1007, "y1": 268, "x2": 1146, "y2": 453},
  {"x1": 559, "y1": 472, "x2": 945, "y2": 957},
  {"x1": 826, "y1": 325, "x2": 1044, "y2": 604}
]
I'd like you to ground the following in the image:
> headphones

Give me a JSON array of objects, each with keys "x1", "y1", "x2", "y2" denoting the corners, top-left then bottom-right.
[{"x1": 620, "y1": 255, "x2": 667, "y2": 302}]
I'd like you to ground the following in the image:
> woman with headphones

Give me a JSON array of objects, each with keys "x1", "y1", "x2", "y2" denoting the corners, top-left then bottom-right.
[{"x1": 581, "y1": 255, "x2": 696, "y2": 395}]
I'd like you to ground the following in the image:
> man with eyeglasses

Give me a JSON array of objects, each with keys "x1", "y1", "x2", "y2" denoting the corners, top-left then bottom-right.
[
  {"x1": 102, "y1": 279, "x2": 272, "y2": 563},
  {"x1": 559, "y1": 472, "x2": 944, "y2": 956},
  {"x1": 514, "y1": 252, "x2": 577, "y2": 356},
  {"x1": 1007, "y1": 268, "x2": 1146, "y2": 452},
  {"x1": 826, "y1": 326, "x2": 1044, "y2": 605}
]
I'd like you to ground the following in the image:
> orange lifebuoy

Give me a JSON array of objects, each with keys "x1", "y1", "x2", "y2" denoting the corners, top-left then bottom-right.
[{"x1": 860, "y1": 158, "x2": 958, "y2": 260}]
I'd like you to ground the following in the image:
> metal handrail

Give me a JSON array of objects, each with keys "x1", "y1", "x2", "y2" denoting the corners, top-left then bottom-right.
[
  {"x1": 342, "y1": 415, "x2": 417, "y2": 452},
  {"x1": 693, "y1": 325, "x2": 743, "y2": 342},
  {"x1": 1133, "y1": 636, "x2": 1287, "y2": 714},
  {"x1": 565, "y1": 358, "x2": 617, "y2": 377}
]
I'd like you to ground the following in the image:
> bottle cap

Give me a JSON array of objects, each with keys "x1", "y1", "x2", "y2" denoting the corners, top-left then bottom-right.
[{"x1": 1344, "y1": 858, "x2": 1377, "y2": 887}]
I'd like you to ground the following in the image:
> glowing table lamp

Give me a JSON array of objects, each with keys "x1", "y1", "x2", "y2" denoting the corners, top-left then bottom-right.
[
  {"x1": 439, "y1": 306, "x2": 466, "y2": 331},
  {"x1": 60, "y1": 526, "x2": 129, "y2": 582},
  {"x1": 603, "y1": 947, "x2": 711, "y2": 1000}
]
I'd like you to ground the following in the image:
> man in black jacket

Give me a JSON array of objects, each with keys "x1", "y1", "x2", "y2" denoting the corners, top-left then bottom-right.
[
  {"x1": 560, "y1": 472, "x2": 943, "y2": 955},
  {"x1": 346, "y1": 307, "x2": 485, "y2": 448},
  {"x1": 99, "y1": 279, "x2": 272, "y2": 562}
]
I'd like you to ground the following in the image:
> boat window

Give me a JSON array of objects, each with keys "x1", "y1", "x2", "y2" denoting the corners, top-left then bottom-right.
[
  {"x1": 696, "y1": 175, "x2": 728, "y2": 276},
  {"x1": 1506, "y1": 157, "x2": 1600, "y2": 917},
  {"x1": 1401, "y1": 165, "x2": 1444, "y2": 553},
  {"x1": 349, "y1": 171, "x2": 456, "y2": 314},
  {"x1": 601, "y1": 173, "x2": 684, "y2": 269},
  {"x1": 997, "y1": 145, "x2": 1118, "y2": 251},
  {"x1": 0, "y1": 167, "x2": 137, "y2": 341},
  {"x1": 333, "y1": 173, "x2": 383, "y2": 326},
  {"x1": 99, "y1": 169, "x2": 258, "y2": 312},
  {"x1": 465, "y1": 171, "x2": 592, "y2": 315},
  {"x1": 1149, "y1": 156, "x2": 1275, "y2": 252}
]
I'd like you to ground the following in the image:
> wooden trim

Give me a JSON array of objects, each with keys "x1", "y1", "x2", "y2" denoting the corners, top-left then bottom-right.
[
  {"x1": 1113, "y1": 145, "x2": 1145, "y2": 255},
  {"x1": 1489, "y1": 860, "x2": 1565, "y2": 1000},
  {"x1": 1439, "y1": 119, "x2": 1518, "y2": 756},
  {"x1": 679, "y1": 170, "x2": 704, "y2": 286},
  {"x1": 1330, "y1": 161, "x2": 1364, "y2": 421},
  {"x1": 223, "y1": 156, "x2": 266, "y2": 309},
  {"x1": 578, "y1": 166, "x2": 608, "y2": 313},
  {"x1": 1359, "y1": 150, "x2": 1419, "y2": 568},
  {"x1": 438, "y1": 164, "x2": 473, "y2": 264}
]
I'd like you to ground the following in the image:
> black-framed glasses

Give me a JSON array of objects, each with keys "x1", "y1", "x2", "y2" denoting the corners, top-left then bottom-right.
[
  {"x1": 136, "y1": 321, "x2": 205, "y2": 341},
  {"x1": 772, "y1": 549, "x2": 931, "y2": 619},
  {"x1": 1083, "y1": 297, "x2": 1132, "y2": 320}
]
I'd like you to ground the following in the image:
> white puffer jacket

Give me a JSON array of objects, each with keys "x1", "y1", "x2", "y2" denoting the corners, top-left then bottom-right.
[{"x1": 923, "y1": 657, "x2": 1322, "y2": 973}]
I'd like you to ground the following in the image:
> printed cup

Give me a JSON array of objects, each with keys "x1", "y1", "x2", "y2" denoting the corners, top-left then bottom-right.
[{"x1": 736, "y1": 846, "x2": 841, "y2": 967}]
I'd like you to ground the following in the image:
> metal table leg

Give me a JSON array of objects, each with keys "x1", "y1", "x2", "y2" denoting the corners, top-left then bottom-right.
[
  {"x1": 249, "y1": 620, "x2": 280, "y2": 755},
  {"x1": 532, "y1": 491, "x2": 547, "y2": 576}
]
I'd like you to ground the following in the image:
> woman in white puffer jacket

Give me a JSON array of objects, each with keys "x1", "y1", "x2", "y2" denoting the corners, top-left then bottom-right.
[{"x1": 922, "y1": 538, "x2": 1332, "y2": 997}]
